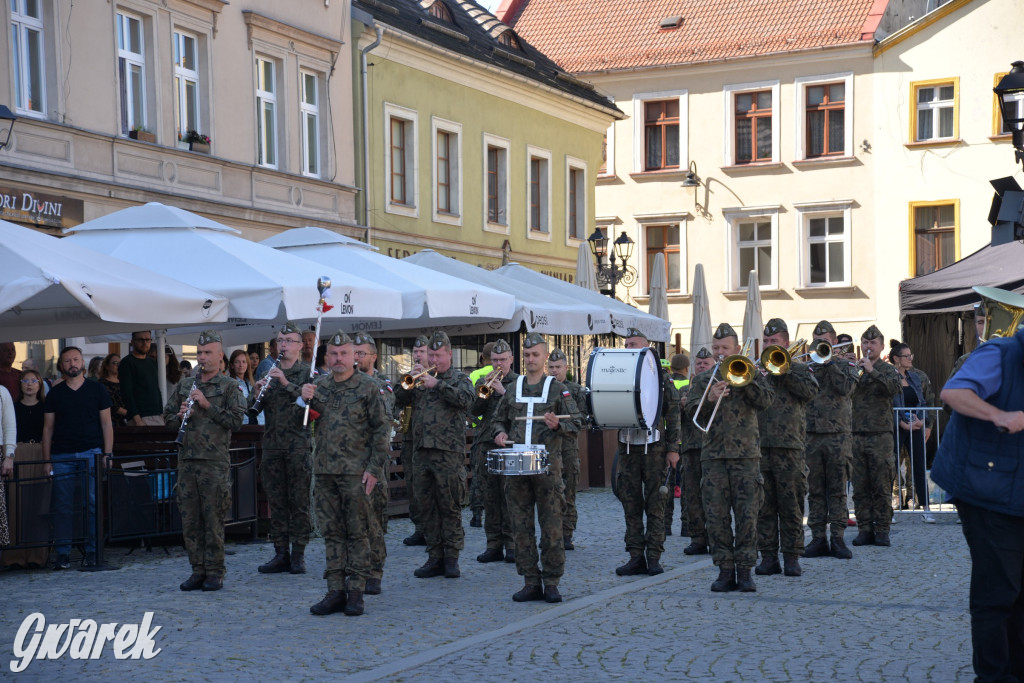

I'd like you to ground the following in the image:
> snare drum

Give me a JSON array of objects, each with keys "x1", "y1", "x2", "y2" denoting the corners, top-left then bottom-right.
[
  {"x1": 486, "y1": 445, "x2": 549, "y2": 476},
  {"x1": 585, "y1": 347, "x2": 663, "y2": 430}
]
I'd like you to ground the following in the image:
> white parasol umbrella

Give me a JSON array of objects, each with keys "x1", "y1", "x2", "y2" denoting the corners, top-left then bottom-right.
[
  {"x1": 741, "y1": 269, "x2": 763, "y2": 356},
  {"x1": 575, "y1": 243, "x2": 599, "y2": 292},
  {"x1": 689, "y1": 263, "x2": 712, "y2": 374},
  {"x1": 648, "y1": 253, "x2": 669, "y2": 321}
]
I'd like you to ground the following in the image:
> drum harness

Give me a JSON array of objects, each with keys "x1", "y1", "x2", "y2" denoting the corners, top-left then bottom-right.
[{"x1": 515, "y1": 375, "x2": 555, "y2": 447}]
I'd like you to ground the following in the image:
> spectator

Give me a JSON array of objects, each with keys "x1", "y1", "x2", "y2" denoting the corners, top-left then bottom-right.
[
  {"x1": 87, "y1": 356, "x2": 103, "y2": 381},
  {"x1": 98, "y1": 354, "x2": 128, "y2": 427},
  {"x1": 165, "y1": 347, "x2": 182, "y2": 386},
  {"x1": 248, "y1": 349, "x2": 261, "y2": 374},
  {"x1": 229, "y1": 349, "x2": 263, "y2": 425},
  {"x1": 890, "y1": 340, "x2": 937, "y2": 523},
  {"x1": 0, "y1": 384, "x2": 13, "y2": 549},
  {"x1": 180, "y1": 360, "x2": 193, "y2": 378},
  {"x1": 0, "y1": 342, "x2": 21, "y2": 401},
  {"x1": 43, "y1": 346, "x2": 113, "y2": 569},
  {"x1": 301, "y1": 330, "x2": 317, "y2": 365},
  {"x1": 120, "y1": 331, "x2": 163, "y2": 426},
  {"x1": 255, "y1": 338, "x2": 279, "y2": 380}
]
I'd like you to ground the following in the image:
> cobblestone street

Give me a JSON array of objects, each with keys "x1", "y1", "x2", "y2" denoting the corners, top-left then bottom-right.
[{"x1": 2, "y1": 488, "x2": 973, "y2": 681}]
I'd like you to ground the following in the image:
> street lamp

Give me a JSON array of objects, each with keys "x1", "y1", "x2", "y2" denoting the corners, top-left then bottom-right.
[
  {"x1": 0, "y1": 105, "x2": 17, "y2": 151},
  {"x1": 588, "y1": 228, "x2": 636, "y2": 298},
  {"x1": 994, "y1": 61, "x2": 1024, "y2": 169}
]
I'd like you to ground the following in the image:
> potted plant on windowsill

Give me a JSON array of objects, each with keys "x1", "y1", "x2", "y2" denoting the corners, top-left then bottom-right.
[
  {"x1": 128, "y1": 126, "x2": 156, "y2": 143},
  {"x1": 182, "y1": 130, "x2": 211, "y2": 154}
]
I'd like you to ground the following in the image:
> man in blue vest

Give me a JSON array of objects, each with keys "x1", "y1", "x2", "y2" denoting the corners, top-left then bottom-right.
[{"x1": 932, "y1": 291, "x2": 1024, "y2": 683}]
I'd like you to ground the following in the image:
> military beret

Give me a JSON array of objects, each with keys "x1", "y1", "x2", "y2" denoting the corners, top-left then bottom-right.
[
  {"x1": 695, "y1": 347, "x2": 713, "y2": 359},
  {"x1": 548, "y1": 348, "x2": 567, "y2": 362},
  {"x1": 764, "y1": 318, "x2": 788, "y2": 336},
  {"x1": 279, "y1": 321, "x2": 302, "y2": 336},
  {"x1": 813, "y1": 320, "x2": 835, "y2": 337},
  {"x1": 523, "y1": 331, "x2": 546, "y2": 349},
  {"x1": 413, "y1": 335, "x2": 429, "y2": 348},
  {"x1": 622, "y1": 327, "x2": 647, "y2": 340},
  {"x1": 197, "y1": 330, "x2": 222, "y2": 346},
  {"x1": 428, "y1": 330, "x2": 451, "y2": 351},
  {"x1": 861, "y1": 324, "x2": 884, "y2": 341},
  {"x1": 713, "y1": 322, "x2": 737, "y2": 340},
  {"x1": 353, "y1": 332, "x2": 375, "y2": 347},
  {"x1": 327, "y1": 331, "x2": 354, "y2": 346},
  {"x1": 492, "y1": 339, "x2": 512, "y2": 355}
]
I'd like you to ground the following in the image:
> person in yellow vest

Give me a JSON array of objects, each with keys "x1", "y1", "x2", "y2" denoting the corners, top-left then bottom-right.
[
  {"x1": 467, "y1": 342, "x2": 496, "y2": 527},
  {"x1": 665, "y1": 353, "x2": 689, "y2": 535}
]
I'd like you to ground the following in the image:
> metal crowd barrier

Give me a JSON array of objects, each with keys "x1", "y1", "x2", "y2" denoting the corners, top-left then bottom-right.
[{"x1": 891, "y1": 406, "x2": 950, "y2": 515}]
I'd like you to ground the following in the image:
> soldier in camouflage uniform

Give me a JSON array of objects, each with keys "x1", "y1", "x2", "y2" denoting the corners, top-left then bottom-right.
[
  {"x1": 664, "y1": 353, "x2": 690, "y2": 536},
  {"x1": 850, "y1": 325, "x2": 902, "y2": 547},
  {"x1": 467, "y1": 341, "x2": 496, "y2": 527},
  {"x1": 250, "y1": 322, "x2": 314, "y2": 575},
  {"x1": 401, "y1": 335, "x2": 430, "y2": 546},
  {"x1": 681, "y1": 348, "x2": 714, "y2": 555},
  {"x1": 354, "y1": 333, "x2": 395, "y2": 595},
  {"x1": 164, "y1": 331, "x2": 245, "y2": 592},
  {"x1": 804, "y1": 320, "x2": 858, "y2": 560},
  {"x1": 614, "y1": 329, "x2": 680, "y2": 578},
  {"x1": 755, "y1": 319, "x2": 818, "y2": 578},
  {"x1": 493, "y1": 332, "x2": 581, "y2": 603},
  {"x1": 471, "y1": 339, "x2": 518, "y2": 563},
  {"x1": 547, "y1": 347, "x2": 588, "y2": 550},
  {"x1": 300, "y1": 332, "x2": 390, "y2": 617},
  {"x1": 394, "y1": 330, "x2": 475, "y2": 579},
  {"x1": 686, "y1": 323, "x2": 774, "y2": 592}
]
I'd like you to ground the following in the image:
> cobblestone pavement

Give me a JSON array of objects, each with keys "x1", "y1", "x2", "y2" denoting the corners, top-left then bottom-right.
[{"x1": 2, "y1": 488, "x2": 973, "y2": 681}]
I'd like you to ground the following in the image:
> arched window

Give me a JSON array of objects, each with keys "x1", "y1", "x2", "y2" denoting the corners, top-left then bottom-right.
[
  {"x1": 497, "y1": 30, "x2": 521, "y2": 50},
  {"x1": 428, "y1": 2, "x2": 453, "y2": 23}
]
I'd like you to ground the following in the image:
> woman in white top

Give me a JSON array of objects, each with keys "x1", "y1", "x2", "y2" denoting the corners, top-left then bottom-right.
[{"x1": 229, "y1": 349, "x2": 263, "y2": 425}]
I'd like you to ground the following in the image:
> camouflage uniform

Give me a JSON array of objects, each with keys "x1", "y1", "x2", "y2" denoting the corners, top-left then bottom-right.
[
  {"x1": 686, "y1": 367, "x2": 774, "y2": 570},
  {"x1": 851, "y1": 356, "x2": 902, "y2": 536},
  {"x1": 664, "y1": 375, "x2": 689, "y2": 533},
  {"x1": 401, "y1": 336, "x2": 429, "y2": 538},
  {"x1": 363, "y1": 370, "x2": 395, "y2": 583},
  {"x1": 679, "y1": 383, "x2": 707, "y2": 545},
  {"x1": 250, "y1": 360, "x2": 314, "y2": 553},
  {"x1": 471, "y1": 370, "x2": 520, "y2": 555},
  {"x1": 757, "y1": 361, "x2": 818, "y2": 558},
  {"x1": 492, "y1": 375, "x2": 581, "y2": 587},
  {"x1": 467, "y1": 363, "x2": 494, "y2": 514},
  {"x1": 394, "y1": 365, "x2": 475, "y2": 561},
  {"x1": 559, "y1": 378, "x2": 588, "y2": 540},
  {"x1": 164, "y1": 371, "x2": 245, "y2": 580},
  {"x1": 307, "y1": 369, "x2": 390, "y2": 593}
]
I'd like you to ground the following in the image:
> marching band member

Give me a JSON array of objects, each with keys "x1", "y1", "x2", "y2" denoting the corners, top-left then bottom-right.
[
  {"x1": 493, "y1": 332, "x2": 581, "y2": 602},
  {"x1": 401, "y1": 335, "x2": 430, "y2": 547},
  {"x1": 680, "y1": 348, "x2": 714, "y2": 555},
  {"x1": 546, "y1": 347, "x2": 588, "y2": 550}
]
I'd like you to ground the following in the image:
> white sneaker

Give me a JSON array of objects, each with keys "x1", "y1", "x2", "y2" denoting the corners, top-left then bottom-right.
[
  {"x1": 922, "y1": 513, "x2": 936, "y2": 524},
  {"x1": 891, "y1": 515, "x2": 898, "y2": 524}
]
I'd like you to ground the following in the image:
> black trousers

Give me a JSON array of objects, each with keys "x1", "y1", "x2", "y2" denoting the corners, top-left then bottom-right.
[{"x1": 957, "y1": 500, "x2": 1024, "y2": 683}]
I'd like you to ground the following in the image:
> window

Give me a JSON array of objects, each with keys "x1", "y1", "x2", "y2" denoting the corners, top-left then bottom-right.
[
  {"x1": 431, "y1": 117, "x2": 461, "y2": 225},
  {"x1": 11, "y1": 0, "x2": 45, "y2": 116},
  {"x1": 390, "y1": 118, "x2": 409, "y2": 202},
  {"x1": 725, "y1": 207, "x2": 779, "y2": 289},
  {"x1": 566, "y1": 157, "x2": 586, "y2": 241},
  {"x1": 117, "y1": 11, "x2": 147, "y2": 135},
  {"x1": 497, "y1": 30, "x2": 521, "y2": 50},
  {"x1": 644, "y1": 100, "x2": 679, "y2": 170},
  {"x1": 173, "y1": 31, "x2": 199, "y2": 139},
  {"x1": 912, "y1": 79, "x2": 958, "y2": 142},
  {"x1": 911, "y1": 201, "x2": 959, "y2": 276},
  {"x1": 300, "y1": 71, "x2": 320, "y2": 176},
  {"x1": 255, "y1": 57, "x2": 278, "y2": 168},
  {"x1": 526, "y1": 146, "x2": 550, "y2": 235},
  {"x1": 724, "y1": 81, "x2": 779, "y2": 165},
  {"x1": 428, "y1": 1, "x2": 453, "y2": 22},
  {"x1": 384, "y1": 103, "x2": 418, "y2": 217},
  {"x1": 994, "y1": 72, "x2": 1024, "y2": 136},
  {"x1": 796, "y1": 202, "x2": 853, "y2": 287},
  {"x1": 646, "y1": 224, "x2": 681, "y2": 292},
  {"x1": 795, "y1": 73, "x2": 853, "y2": 160},
  {"x1": 482, "y1": 133, "x2": 509, "y2": 231},
  {"x1": 599, "y1": 123, "x2": 615, "y2": 177}
]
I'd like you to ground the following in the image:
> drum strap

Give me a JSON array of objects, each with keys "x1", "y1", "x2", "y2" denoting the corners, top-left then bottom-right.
[{"x1": 515, "y1": 375, "x2": 553, "y2": 447}]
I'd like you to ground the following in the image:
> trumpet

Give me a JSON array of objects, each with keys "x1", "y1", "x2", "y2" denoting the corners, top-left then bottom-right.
[
  {"x1": 400, "y1": 366, "x2": 437, "y2": 390},
  {"x1": 692, "y1": 340, "x2": 757, "y2": 433},
  {"x1": 758, "y1": 339, "x2": 805, "y2": 375},
  {"x1": 476, "y1": 369, "x2": 505, "y2": 398},
  {"x1": 174, "y1": 364, "x2": 203, "y2": 447}
]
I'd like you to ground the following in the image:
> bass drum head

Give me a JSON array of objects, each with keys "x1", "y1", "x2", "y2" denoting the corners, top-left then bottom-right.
[
  {"x1": 635, "y1": 347, "x2": 663, "y2": 430},
  {"x1": 586, "y1": 347, "x2": 664, "y2": 430}
]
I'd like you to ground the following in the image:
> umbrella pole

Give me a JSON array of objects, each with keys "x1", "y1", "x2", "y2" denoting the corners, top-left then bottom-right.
[{"x1": 157, "y1": 329, "x2": 168, "y2": 406}]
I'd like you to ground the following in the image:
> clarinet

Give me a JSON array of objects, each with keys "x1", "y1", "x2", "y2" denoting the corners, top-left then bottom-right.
[
  {"x1": 249, "y1": 352, "x2": 284, "y2": 418},
  {"x1": 174, "y1": 364, "x2": 203, "y2": 447}
]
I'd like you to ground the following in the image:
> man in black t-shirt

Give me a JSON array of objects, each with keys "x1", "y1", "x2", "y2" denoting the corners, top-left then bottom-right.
[{"x1": 43, "y1": 346, "x2": 113, "y2": 569}]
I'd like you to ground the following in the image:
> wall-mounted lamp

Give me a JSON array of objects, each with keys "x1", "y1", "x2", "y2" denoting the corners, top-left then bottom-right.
[
  {"x1": 0, "y1": 105, "x2": 18, "y2": 152},
  {"x1": 994, "y1": 61, "x2": 1024, "y2": 169},
  {"x1": 681, "y1": 160, "x2": 700, "y2": 194}
]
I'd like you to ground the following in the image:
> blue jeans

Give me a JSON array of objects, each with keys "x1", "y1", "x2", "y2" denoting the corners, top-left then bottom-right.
[{"x1": 50, "y1": 449, "x2": 99, "y2": 555}]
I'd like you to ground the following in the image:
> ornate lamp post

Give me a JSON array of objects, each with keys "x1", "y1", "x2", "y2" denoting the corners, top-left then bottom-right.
[
  {"x1": 587, "y1": 228, "x2": 636, "y2": 298},
  {"x1": 0, "y1": 105, "x2": 18, "y2": 151},
  {"x1": 994, "y1": 61, "x2": 1024, "y2": 169}
]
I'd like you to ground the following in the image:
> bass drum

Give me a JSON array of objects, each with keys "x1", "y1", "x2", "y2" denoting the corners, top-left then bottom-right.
[{"x1": 585, "y1": 347, "x2": 663, "y2": 430}]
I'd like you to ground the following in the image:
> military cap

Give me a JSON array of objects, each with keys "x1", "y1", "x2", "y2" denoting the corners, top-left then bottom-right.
[
  {"x1": 353, "y1": 332, "x2": 376, "y2": 347},
  {"x1": 695, "y1": 347, "x2": 713, "y2": 359},
  {"x1": 327, "y1": 331, "x2": 355, "y2": 346},
  {"x1": 548, "y1": 348, "x2": 567, "y2": 362},
  {"x1": 413, "y1": 335, "x2": 429, "y2": 348},
  {"x1": 764, "y1": 318, "x2": 788, "y2": 336},
  {"x1": 622, "y1": 327, "x2": 648, "y2": 340},
  {"x1": 861, "y1": 324, "x2": 884, "y2": 341},
  {"x1": 197, "y1": 330, "x2": 222, "y2": 346},
  {"x1": 813, "y1": 320, "x2": 835, "y2": 337},
  {"x1": 492, "y1": 339, "x2": 512, "y2": 355},
  {"x1": 428, "y1": 330, "x2": 451, "y2": 350},
  {"x1": 713, "y1": 322, "x2": 737, "y2": 340},
  {"x1": 523, "y1": 331, "x2": 546, "y2": 349},
  {"x1": 279, "y1": 321, "x2": 302, "y2": 336}
]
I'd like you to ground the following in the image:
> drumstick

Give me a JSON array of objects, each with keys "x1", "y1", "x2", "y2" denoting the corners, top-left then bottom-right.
[
  {"x1": 659, "y1": 467, "x2": 674, "y2": 496},
  {"x1": 514, "y1": 414, "x2": 572, "y2": 421}
]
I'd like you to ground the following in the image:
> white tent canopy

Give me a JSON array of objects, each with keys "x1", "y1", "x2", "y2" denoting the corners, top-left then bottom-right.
[
  {"x1": 648, "y1": 253, "x2": 669, "y2": 322},
  {"x1": 690, "y1": 263, "x2": 713, "y2": 366},
  {"x1": 261, "y1": 227, "x2": 516, "y2": 331},
  {"x1": 741, "y1": 270, "x2": 763, "y2": 353},
  {"x1": 0, "y1": 219, "x2": 228, "y2": 343}
]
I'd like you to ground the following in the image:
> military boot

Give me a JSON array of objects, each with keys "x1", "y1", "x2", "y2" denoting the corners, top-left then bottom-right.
[
  {"x1": 512, "y1": 583, "x2": 544, "y2": 602},
  {"x1": 504, "y1": 548, "x2": 516, "y2": 563},
  {"x1": 543, "y1": 585, "x2": 563, "y2": 603},
  {"x1": 364, "y1": 578, "x2": 382, "y2": 595},
  {"x1": 803, "y1": 537, "x2": 829, "y2": 558},
  {"x1": 310, "y1": 590, "x2": 346, "y2": 615},
  {"x1": 258, "y1": 547, "x2": 290, "y2": 574},
  {"x1": 469, "y1": 510, "x2": 483, "y2": 527},
  {"x1": 830, "y1": 535, "x2": 853, "y2": 559},
  {"x1": 201, "y1": 576, "x2": 223, "y2": 591},
  {"x1": 414, "y1": 557, "x2": 445, "y2": 578},
  {"x1": 851, "y1": 529, "x2": 876, "y2": 546},
  {"x1": 683, "y1": 541, "x2": 709, "y2": 556},
  {"x1": 754, "y1": 554, "x2": 782, "y2": 575},
  {"x1": 874, "y1": 532, "x2": 892, "y2": 546},
  {"x1": 710, "y1": 566, "x2": 737, "y2": 592},
  {"x1": 444, "y1": 557, "x2": 461, "y2": 578},
  {"x1": 783, "y1": 555, "x2": 803, "y2": 577},
  {"x1": 344, "y1": 591, "x2": 365, "y2": 616},
  {"x1": 290, "y1": 544, "x2": 307, "y2": 574},
  {"x1": 179, "y1": 574, "x2": 206, "y2": 591},
  {"x1": 615, "y1": 554, "x2": 648, "y2": 576},
  {"x1": 736, "y1": 568, "x2": 757, "y2": 592},
  {"x1": 646, "y1": 553, "x2": 664, "y2": 576},
  {"x1": 403, "y1": 530, "x2": 426, "y2": 546},
  {"x1": 563, "y1": 534, "x2": 575, "y2": 551},
  {"x1": 477, "y1": 548, "x2": 504, "y2": 563}
]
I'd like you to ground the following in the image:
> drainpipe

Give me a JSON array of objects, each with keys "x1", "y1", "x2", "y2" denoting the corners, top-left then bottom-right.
[{"x1": 360, "y1": 22, "x2": 383, "y2": 240}]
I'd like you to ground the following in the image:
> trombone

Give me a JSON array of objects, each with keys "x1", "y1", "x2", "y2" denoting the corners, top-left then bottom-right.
[
  {"x1": 758, "y1": 339, "x2": 805, "y2": 375},
  {"x1": 796, "y1": 340, "x2": 852, "y2": 365},
  {"x1": 400, "y1": 366, "x2": 436, "y2": 390},
  {"x1": 476, "y1": 368, "x2": 505, "y2": 399},
  {"x1": 692, "y1": 340, "x2": 757, "y2": 433}
]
